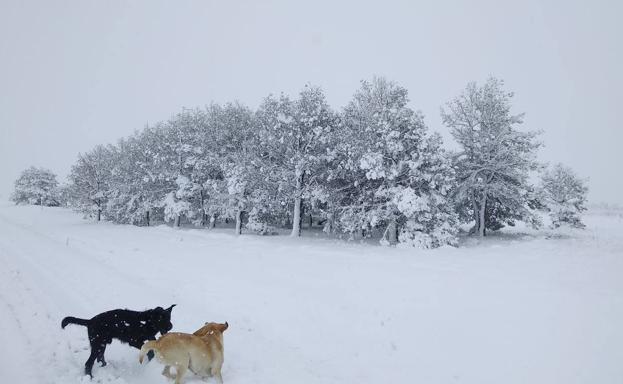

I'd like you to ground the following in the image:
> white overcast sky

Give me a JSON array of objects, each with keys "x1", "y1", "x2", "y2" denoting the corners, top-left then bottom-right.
[{"x1": 1, "y1": 0, "x2": 621, "y2": 203}]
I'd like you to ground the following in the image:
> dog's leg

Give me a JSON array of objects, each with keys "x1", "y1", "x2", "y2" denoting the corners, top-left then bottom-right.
[
  {"x1": 97, "y1": 344, "x2": 108, "y2": 367},
  {"x1": 85, "y1": 338, "x2": 107, "y2": 377},
  {"x1": 84, "y1": 348, "x2": 99, "y2": 377},
  {"x1": 96, "y1": 351, "x2": 107, "y2": 367},
  {"x1": 84, "y1": 353, "x2": 96, "y2": 377},
  {"x1": 204, "y1": 366, "x2": 213, "y2": 377},
  {"x1": 214, "y1": 371, "x2": 223, "y2": 383},
  {"x1": 173, "y1": 363, "x2": 188, "y2": 384},
  {"x1": 212, "y1": 366, "x2": 223, "y2": 384},
  {"x1": 162, "y1": 365, "x2": 174, "y2": 379},
  {"x1": 198, "y1": 367, "x2": 213, "y2": 382}
]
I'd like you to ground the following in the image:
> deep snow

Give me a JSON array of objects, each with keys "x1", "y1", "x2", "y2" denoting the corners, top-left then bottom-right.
[{"x1": 0, "y1": 202, "x2": 622, "y2": 383}]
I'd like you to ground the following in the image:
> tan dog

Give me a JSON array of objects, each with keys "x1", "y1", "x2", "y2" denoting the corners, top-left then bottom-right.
[{"x1": 139, "y1": 322, "x2": 228, "y2": 384}]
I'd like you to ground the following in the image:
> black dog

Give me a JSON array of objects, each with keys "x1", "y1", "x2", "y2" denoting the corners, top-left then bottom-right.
[{"x1": 61, "y1": 305, "x2": 175, "y2": 377}]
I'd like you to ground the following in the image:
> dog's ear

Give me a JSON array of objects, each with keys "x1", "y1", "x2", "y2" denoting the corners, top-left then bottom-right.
[{"x1": 165, "y1": 304, "x2": 176, "y2": 313}]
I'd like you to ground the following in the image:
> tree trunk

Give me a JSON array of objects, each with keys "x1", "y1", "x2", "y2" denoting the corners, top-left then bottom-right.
[
  {"x1": 470, "y1": 197, "x2": 479, "y2": 235},
  {"x1": 209, "y1": 214, "x2": 216, "y2": 229},
  {"x1": 146, "y1": 210, "x2": 150, "y2": 227},
  {"x1": 386, "y1": 220, "x2": 398, "y2": 244},
  {"x1": 478, "y1": 196, "x2": 486, "y2": 237},
  {"x1": 235, "y1": 210, "x2": 242, "y2": 235},
  {"x1": 174, "y1": 215, "x2": 181, "y2": 228},
  {"x1": 290, "y1": 173, "x2": 303, "y2": 237},
  {"x1": 97, "y1": 209, "x2": 101, "y2": 222},
  {"x1": 324, "y1": 216, "x2": 333, "y2": 233},
  {"x1": 291, "y1": 197, "x2": 302, "y2": 237},
  {"x1": 200, "y1": 191, "x2": 206, "y2": 226},
  {"x1": 308, "y1": 214, "x2": 313, "y2": 228}
]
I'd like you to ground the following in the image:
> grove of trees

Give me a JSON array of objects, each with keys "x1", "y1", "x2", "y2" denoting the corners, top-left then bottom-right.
[{"x1": 12, "y1": 77, "x2": 590, "y2": 247}]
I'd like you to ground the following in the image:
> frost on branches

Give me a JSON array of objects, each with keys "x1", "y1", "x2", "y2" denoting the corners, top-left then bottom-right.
[
  {"x1": 540, "y1": 163, "x2": 588, "y2": 229},
  {"x1": 335, "y1": 77, "x2": 458, "y2": 248},
  {"x1": 442, "y1": 77, "x2": 542, "y2": 237}
]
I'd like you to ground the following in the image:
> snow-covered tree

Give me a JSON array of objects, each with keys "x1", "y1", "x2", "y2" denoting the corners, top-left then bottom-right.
[
  {"x1": 105, "y1": 135, "x2": 152, "y2": 225},
  {"x1": 159, "y1": 115, "x2": 195, "y2": 226},
  {"x1": 185, "y1": 105, "x2": 222, "y2": 227},
  {"x1": 335, "y1": 77, "x2": 458, "y2": 248},
  {"x1": 442, "y1": 77, "x2": 542, "y2": 237},
  {"x1": 141, "y1": 110, "x2": 212, "y2": 228},
  {"x1": 102, "y1": 125, "x2": 170, "y2": 225},
  {"x1": 256, "y1": 85, "x2": 337, "y2": 237},
  {"x1": 55, "y1": 183, "x2": 73, "y2": 207},
  {"x1": 207, "y1": 102, "x2": 258, "y2": 234},
  {"x1": 67, "y1": 145, "x2": 115, "y2": 221},
  {"x1": 540, "y1": 163, "x2": 588, "y2": 228},
  {"x1": 132, "y1": 124, "x2": 178, "y2": 225},
  {"x1": 11, "y1": 166, "x2": 60, "y2": 206}
]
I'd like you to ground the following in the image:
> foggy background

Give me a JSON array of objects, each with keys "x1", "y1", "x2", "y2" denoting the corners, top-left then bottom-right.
[{"x1": 1, "y1": 0, "x2": 621, "y2": 203}]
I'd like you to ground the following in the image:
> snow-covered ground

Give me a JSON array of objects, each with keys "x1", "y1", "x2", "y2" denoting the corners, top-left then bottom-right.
[{"x1": 0, "y1": 202, "x2": 622, "y2": 384}]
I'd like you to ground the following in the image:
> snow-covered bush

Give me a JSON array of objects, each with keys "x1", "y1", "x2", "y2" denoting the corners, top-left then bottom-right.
[
  {"x1": 11, "y1": 166, "x2": 60, "y2": 206},
  {"x1": 162, "y1": 190, "x2": 191, "y2": 226},
  {"x1": 540, "y1": 163, "x2": 588, "y2": 228},
  {"x1": 246, "y1": 211, "x2": 279, "y2": 235}
]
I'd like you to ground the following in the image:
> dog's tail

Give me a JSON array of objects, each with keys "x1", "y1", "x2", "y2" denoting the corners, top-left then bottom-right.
[
  {"x1": 61, "y1": 316, "x2": 90, "y2": 329},
  {"x1": 139, "y1": 340, "x2": 158, "y2": 364}
]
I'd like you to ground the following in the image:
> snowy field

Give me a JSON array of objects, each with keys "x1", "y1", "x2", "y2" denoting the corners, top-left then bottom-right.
[{"x1": 0, "y1": 202, "x2": 622, "y2": 384}]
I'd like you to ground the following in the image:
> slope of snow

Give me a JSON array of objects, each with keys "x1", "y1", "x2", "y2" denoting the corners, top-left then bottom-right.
[{"x1": 0, "y1": 202, "x2": 622, "y2": 383}]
